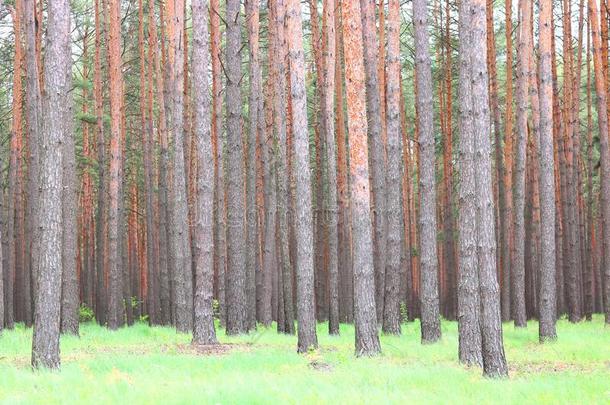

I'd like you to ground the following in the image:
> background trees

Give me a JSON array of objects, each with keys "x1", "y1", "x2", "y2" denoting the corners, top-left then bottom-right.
[{"x1": 0, "y1": 0, "x2": 607, "y2": 376}]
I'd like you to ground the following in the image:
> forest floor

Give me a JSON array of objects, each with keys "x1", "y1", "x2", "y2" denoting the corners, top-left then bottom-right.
[{"x1": 0, "y1": 317, "x2": 608, "y2": 404}]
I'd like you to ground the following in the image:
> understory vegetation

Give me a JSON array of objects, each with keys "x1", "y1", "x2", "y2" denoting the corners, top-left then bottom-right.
[{"x1": 1, "y1": 318, "x2": 608, "y2": 404}]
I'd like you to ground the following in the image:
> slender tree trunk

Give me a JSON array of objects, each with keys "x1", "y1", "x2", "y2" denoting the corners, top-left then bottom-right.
[
  {"x1": 270, "y1": 0, "x2": 295, "y2": 335},
  {"x1": 7, "y1": 0, "x2": 23, "y2": 329},
  {"x1": 31, "y1": 0, "x2": 69, "y2": 368},
  {"x1": 152, "y1": 0, "x2": 171, "y2": 325},
  {"x1": 512, "y1": 0, "x2": 530, "y2": 327},
  {"x1": 457, "y1": 0, "x2": 483, "y2": 367},
  {"x1": 261, "y1": 70, "x2": 276, "y2": 327},
  {"x1": 191, "y1": 0, "x2": 218, "y2": 345},
  {"x1": 144, "y1": 0, "x2": 159, "y2": 324},
  {"x1": 360, "y1": 0, "x2": 387, "y2": 321},
  {"x1": 24, "y1": 0, "x2": 41, "y2": 327},
  {"x1": 94, "y1": 0, "x2": 107, "y2": 326},
  {"x1": 501, "y1": 0, "x2": 514, "y2": 323},
  {"x1": 537, "y1": 0, "x2": 557, "y2": 341},
  {"x1": 310, "y1": 0, "x2": 327, "y2": 323},
  {"x1": 322, "y1": 0, "x2": 339, "y2": 336},
  {"x1": 168, "y1": 0, "x2": 194, "y2": 333},
  {"x1": 469, "y1": 0, "x2": 508, "y2": 377},
  {"x1": 210, "y1": 0, "x2": 226, "y2": 327},
  {"x1": 486, "y1": 0, "x2": 507, "y2": 325},
  {"x1": 335, "y1": 0, "x2": 353, "y2": 324},
  {"x1": 414, "y1": 0, "x2": 441, "y2": 344},
  {"x1": 588, "y1": 0, "x2": 610, "y2": 324},
  {"x1": 341, "y1": 0, "x2": 381, "y2": 356},
  {"x1": 381, "y1": 0, "x2": 402, "y2": 336},
  {"x1": 224, "y1": 0, "x2": 248, "y2": 334},
  {"x1": 106, "y1": 0, "x2": 124, "y2": 330},
  {"x1": 285, "y1": 0, "x2": 318, "y2": 352},
  {"x1": 60, "y1": 57, "x2": 79, "y2": 335},
  {"x1": 246, "y1": 0, "x2": 262, "y2": 332}
]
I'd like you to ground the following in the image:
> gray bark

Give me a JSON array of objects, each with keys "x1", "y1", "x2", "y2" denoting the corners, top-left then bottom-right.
[
  {"x1": 414, "y1": 0, "x2": 441, "y2": 344},
  {"x1": 31, "y1": 0, "x2": 70, "y2": 368}
]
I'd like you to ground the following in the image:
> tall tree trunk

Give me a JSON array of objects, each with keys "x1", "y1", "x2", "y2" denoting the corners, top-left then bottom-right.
[
  {"x1": 261, "y1": 69, "x2": 276, "y2": 327},
  {"x1": 152, "y1": 0, "x2": 172, "y2": 325},
  {"x1": 537, "y1": 0, "x2": 557, "y2": 341},
  {"x1": 106, "y1": 0, "x2": 124, "y2": 330},
  {"x1": 286, "y1": 0, "x2": 318, "y2": 352},
  {"x1": 169, "y1": 0, "x2": 194, "y2": 333},
  {"x1": 24, "y1": 0, "x2": 42, "y2": 327},
  {"x1": 469, "y1": 0, "x2": 508, "y2": 377},
  {"x1": 310, "y1": 0, "x2": 327, "y2": 323},
  {"x1": 414, "y1": 0, "x2": 441, "y2": 344},
  {"x1": 457, "y1": 0, "x2": 483, "y2": 367},
  {"x1": 191, "y1": 0, "x2": 218, "y2": 345},
  {"x1": 360, "y1": 0, "x2": 387, "y2": 321},
  {"x1": 588, "y1": 0, "x2": 610, "y2": 324},
  {"x1": 210, "y1": 0, "x2": 226, "y2": 327},
  {"x1": 31, "y1": 0, "x2": 69, "y2": 368},
  {"x1": 144, "y1": 0, "x2": 159, "y2": 324},
  {"x1": 341, "y1": 0, "x2": 381, "y2": 356},
  {"x1": 381, "y1": 0, "x2": 402, "y2": 336},
  {"x1": 224, "y1": 0, "x2": 248, "y2": 335},
  {"x1": 441, "y1": 0, "x2": 456, "y2": 321},
  {"x1": 60, "y1": 57, "x2": 79, "y2": 335},
  {"x1": 513, "y1": 0, "x2": 530, "y2": 327},
  {"x1": 486, "y1": 0, "x2": 507, "y2": 324},
  {"x1": 322, "y1": 0, "x2": 339, "y2": 336},
  {"x1": 7, "y1": 0, "x2": 23, "y2": 329},
  {"x1": 335, "y1": 0, "x2": 353, "y2": 324},
  {"x1": 246, "y1": 0, "x2": 262, "y2": 332},
  {"x1": 271, "y1": 0, "x2": 295, "y2": 335},
  {"x1": 501, "y1": 0, "x2": 514, "y2": 323}
]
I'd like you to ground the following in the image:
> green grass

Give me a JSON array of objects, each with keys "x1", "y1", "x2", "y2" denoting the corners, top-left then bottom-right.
[{"x1": 1, "y1": 317, "x2": 608, "y2": 404}]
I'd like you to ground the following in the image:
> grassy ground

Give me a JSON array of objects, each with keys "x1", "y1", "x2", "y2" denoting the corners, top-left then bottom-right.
[{"x1": 0, "y1": 317, "x2": 608, "y2": 404}]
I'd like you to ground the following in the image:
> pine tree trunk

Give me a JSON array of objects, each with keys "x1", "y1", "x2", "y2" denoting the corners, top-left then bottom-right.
[
  {"x1": 224, "y1": 0, "x2": 248, "y2": 335},
  {"x1": 261, "y1": 73, "x2": 276, "y2": 327},
  {"x1": 322, "y1": 0, "x2": 339, "y2": 336},
  {"x1": 381, "y1": 0, "x2": 402, "y2": 336},
  {"x1": 106, "y1": 0, "x2": 124, "y2": 330},
  {"x1": 245, "y1": 0, "x2": 262, "y2": 332},
  {"x1": 334, "y1": 0, "x2": 353, "y2": 324},
  {"x1": 537, "y1": 0, "x2": 557, "y2": 340},
  {"x1": 414, "y1": 0, "x2": 441, "y2": 344},
  {"x1": 501, "y1": 0, "x2": 514, "y2": 323},
  {"x1": 360, "y1": 0, "x2": 387, "y2": 321},
  {"x1": 341, "y1": 0, "x2": 381, "y2": 356},
  {"x1": 486, "y1": 0, "x2": 507, "y2": 325},
  {"x1": 169, "y1": 0, "x2": 194, "y2": 333},
  {"x1": 7, "y1": 0, "x2": 23, "y2": 329},
  {"x1": 94, "y1": 0, "x2": 107, "y2": 326},
  {"x1": 60, "y1": 65, "x2": 79, "y2": 335},
  {"x1": 191, "y1": 0, "x2": 218, "y2": 345},
  {"x1": 513, "y1": 0, "x2": 530, "y2": 327},
  {"x1": 31, "y1": 0, "x2": 69, "y2": 368},
  {"x1": 286, "y1": 0, "x2": 318, "y2": 352},
  {"x1": 468, "y1": 0, "x2": 508, "y2": 377},
  {"x1": 210, "y1": 0, "x2": 226, "y2": 327},
  {"x1": 457, "y1": 0, "x2": 483, "y2": 367},
  {"x1": 24, "y1": 0, "x2": 42, "y2": 327},
  {"x1": 588, "y1": 0, "x2": 610, "y2": 325}
]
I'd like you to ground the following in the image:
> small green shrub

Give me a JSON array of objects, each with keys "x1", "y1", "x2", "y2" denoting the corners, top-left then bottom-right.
[
  {"x1": 213, "y1": 299, "x2": 220, "y2": 320},
  {"x1": 79, "y1": 304, "x2": 95, "y2": 323}
]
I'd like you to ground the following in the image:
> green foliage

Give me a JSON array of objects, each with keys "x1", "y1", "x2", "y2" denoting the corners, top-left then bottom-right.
[
  {"x1": 212, "y1": 299, "x2": 220, "y2": 320},
  {"x1": 400, "y1": 302, "x2": 409, "y2": 322},
  {"x1": 78, "y1": 304, "x2": 95, "y2": 323},
  {"x1": 0, "y1": 318, "x2": 608, "y2": 403}
]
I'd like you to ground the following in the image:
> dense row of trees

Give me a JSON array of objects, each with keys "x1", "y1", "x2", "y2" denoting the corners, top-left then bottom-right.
[{"x1": 0, "y1": 0, "x2": 609, "y2": 378}]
